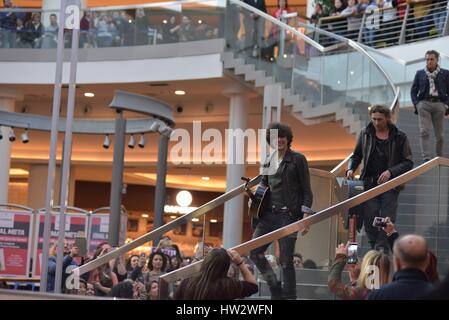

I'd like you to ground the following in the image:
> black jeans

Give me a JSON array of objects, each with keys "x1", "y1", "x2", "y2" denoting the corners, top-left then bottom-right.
[
  {"x1": 250, "y1": 209, "x2": 297, "y2": 297},
  {"x1": 363, "y1": 180, "x2": 399, "y2": 252}
]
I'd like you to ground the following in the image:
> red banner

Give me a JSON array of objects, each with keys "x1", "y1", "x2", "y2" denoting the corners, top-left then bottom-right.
[
  {"x1": 33, "y1": 213, "x2": 88, "y2": 276},
  {"x1": 0, "y1": 210, "x2": 33, "y2": 277}
]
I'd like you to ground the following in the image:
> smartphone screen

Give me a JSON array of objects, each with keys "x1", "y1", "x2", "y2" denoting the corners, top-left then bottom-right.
[{"x1": 348, "y1": 244, "x2": 358, "y2": 256}]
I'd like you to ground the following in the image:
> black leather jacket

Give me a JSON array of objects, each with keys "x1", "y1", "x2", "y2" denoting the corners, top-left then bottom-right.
[
  {"x1": 262, "y1": 149, "x2": 313, "y2": 220},
  {"x1": 348, "y1": 122, "x2": 413, "y2": 182}
]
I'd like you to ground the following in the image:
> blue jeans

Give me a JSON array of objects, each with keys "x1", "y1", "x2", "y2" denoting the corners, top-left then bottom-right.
[
  {"x1": 363, "y1": 180, "x2": 399, "y2": 252},
  {"x1": 0, "y1": 29, "x2": 16, "y2": 48},
  {"x1": 250, "y1": 209, "x2": 297, "y2": 298}
]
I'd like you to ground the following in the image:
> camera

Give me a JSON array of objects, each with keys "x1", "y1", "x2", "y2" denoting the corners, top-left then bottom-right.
[
  {"x1": 372, "y1": 216, "x2": 388, "y2": 228},
  {"x1": 347, "y1": 242, "x2": 358, "y2": 264}
]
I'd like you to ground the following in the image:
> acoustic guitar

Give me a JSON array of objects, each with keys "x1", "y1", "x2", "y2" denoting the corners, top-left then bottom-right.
[{"x1": 242, "y1": 176, "x2": 269, "y2": 229}]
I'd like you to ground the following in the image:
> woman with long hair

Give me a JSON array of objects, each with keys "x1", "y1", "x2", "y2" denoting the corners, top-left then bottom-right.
[
  {"x1": 174, "y1": 248, "x2": 258, "y2": 300},
  {"x1": 328, "y1": 243, "x2": 391, "y2": 300}
]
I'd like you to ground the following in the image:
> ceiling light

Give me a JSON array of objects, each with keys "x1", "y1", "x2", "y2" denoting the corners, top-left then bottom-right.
[
  {"x1": 350, "y1": 71, "x2": 354, "y2": 75},
  {"x1": 84, "y1": 92, "x2": 95, "y2": 98},
  {"x1": 192, "y1": 218, "x2": 199, "y2": 222},
  {"x1": 128, "y1": 134, "x2": 135, "y2": 149},
  {"x1": 141, "y1": 213, "x2": 149, "y2": 218},
  {"x1": 176, "y1": 190, "x2": 193, "y2": 207},
  {"x1": 163, "y1": 19, "x2": 167, "y2": 24},
  {"x1": 138, "y1": 134, "x2": 145, "y2": 148},
  {"x1": 198, "y1": 20, "x2": 202, "y2": 24},
  {"x1": 103, "y1": 134, "x2": 110, "y2": 149},
  {"x1": 170, "y1": 215, "x2": 177, "y2": 219},
  {"x1": 210, "y1": 219, "x2": 217, "y2": 223},
  {"x1": 21, "y1": 129, "x2": 29, "y2": 144},
  {"x1": 175, "y1": 90, "x2": 185, "y2": 96},
  {"x1": 9, "y1": 127, "x2": 16, "y2": 142},
  {"x1": 201, "y1": 176, "x2": 210, "y2": 181},
  {"x1": 9, "y1": 168, "x2": 29, "y2": 176}
]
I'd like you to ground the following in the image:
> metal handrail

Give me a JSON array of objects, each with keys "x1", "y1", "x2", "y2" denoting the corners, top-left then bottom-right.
[
  {"x1": 36, "y1": 206, "x2": 89, "y2": 214},
  {"x1": 316, "y1": 1, "x2": 448, "y2": 48},
  {"x1": 160, "y1": 156, "x2": 449, "y2": 284},
  {"x1": 73, "y1": 175, "x2": 261, "y2": 276},
  {"x1": 0, "y1": 203, "x2": 34, "y2": 212}
]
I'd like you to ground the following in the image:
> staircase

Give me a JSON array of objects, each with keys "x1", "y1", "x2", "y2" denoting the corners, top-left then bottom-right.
[
  {"x1": 221, "y1": 51, "x2": 370, "y2": 135},
  {"x1": 248, "y1": 268, "x2": 349, "y2": 300}
]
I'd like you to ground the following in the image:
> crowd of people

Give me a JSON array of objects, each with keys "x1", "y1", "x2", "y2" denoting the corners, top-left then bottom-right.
[
  {"x1": 314, "y1": 0, "x2": 448, "y2": 45},
  {"x1": 0, "y1": 0, "x2": 220, "y2": 49},
  {"x1": 38, "y1": 235, "x2": 318, "y2": 300}
]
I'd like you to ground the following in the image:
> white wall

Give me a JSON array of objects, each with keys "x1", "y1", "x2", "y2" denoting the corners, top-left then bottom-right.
[{"x1": 0, "y1": 54, "x2": 223, "y2": 84}]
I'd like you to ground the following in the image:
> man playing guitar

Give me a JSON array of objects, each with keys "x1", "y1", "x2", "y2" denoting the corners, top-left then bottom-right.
[{"x1": 248, "y1": 122, "x2": 313, "y2": 300}]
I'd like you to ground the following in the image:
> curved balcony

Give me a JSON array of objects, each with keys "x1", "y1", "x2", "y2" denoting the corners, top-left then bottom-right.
[{"x1": 0, "y1": 0, "x2": 398, "y2": 133}]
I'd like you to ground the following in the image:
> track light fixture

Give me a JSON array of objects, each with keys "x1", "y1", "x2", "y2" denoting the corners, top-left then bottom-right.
[
  {"x1": 21, "y1": 129, "x2": 29, "y2": 144},
  {"x1": 9, "y1": 127, "x2": 16, "y2": 142},
  {"x1": 103, "y1": 134, "x2": 110, "y2": 149},
  {"x1": 128, "y1": 134, "x2": 135, "y2": 149},
  {"x1": 138, "y1": 134, "x2": 145, "y2": 148}
]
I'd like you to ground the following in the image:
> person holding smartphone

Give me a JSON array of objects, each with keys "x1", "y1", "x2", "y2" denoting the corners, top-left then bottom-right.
[{"x1": 328, "y1": 242, "x2": 391, "y2": 300}]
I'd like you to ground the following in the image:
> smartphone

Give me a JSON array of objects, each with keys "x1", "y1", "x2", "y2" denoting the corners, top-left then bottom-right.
[
  {"x1": 74, "y1": 237, "x2": 87, "y2": 257},
  {"x1": 347, "y1": 242, "x2": 358, "y2": 265}
]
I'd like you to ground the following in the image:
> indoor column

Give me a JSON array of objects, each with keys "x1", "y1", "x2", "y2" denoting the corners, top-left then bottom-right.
[{"x1": 222, "y1": 94, "x2": 248, "y2": 248}]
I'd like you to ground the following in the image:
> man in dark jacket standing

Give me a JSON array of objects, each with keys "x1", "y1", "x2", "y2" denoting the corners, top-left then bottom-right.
[
  {"x1": 250, "y1": 122, "x2": 313, "y2": 299},
  {"x1": 411, "y1": 50, "x2": 449, "y2": 161},
  {"x1": 367, "y1": 234, "x2": 433, "y2": 300},
  {"x1": 346, "y1": 105, "x2": 413, "y2": 252}
]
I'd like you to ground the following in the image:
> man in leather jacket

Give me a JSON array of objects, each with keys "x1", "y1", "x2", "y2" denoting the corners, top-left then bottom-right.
[
  {"x1": 250, "y1": 122, "x2": 313, "y2": 300},
  {"x1": 346, "y1": 105, "x2": 413, "y2": 252},
  {"x1": 411, "y1": 49, "x2": 449, "y2": 161}
]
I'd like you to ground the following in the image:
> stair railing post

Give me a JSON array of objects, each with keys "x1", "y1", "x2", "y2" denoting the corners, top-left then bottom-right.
[{"x1": 398, "y1": 4, "x2": 410, "y2": 44}]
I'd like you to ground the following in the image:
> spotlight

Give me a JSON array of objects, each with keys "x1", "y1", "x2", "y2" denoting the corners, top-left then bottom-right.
[
  {"x1": 9, "y1": 127, "x2": 16, "y2": 142},
  {"x1": 21, "y1": 129, "x2": 29, "y2": 144},
  {"x1": 128, "y1": 134, "x2": 135, "y2": 149},
  {"x1": 103, "y1": 134, "x2": 110, "y2": 149},
  {"x1": 138, "y1": 134, "x2": 145, "y2": 148}
]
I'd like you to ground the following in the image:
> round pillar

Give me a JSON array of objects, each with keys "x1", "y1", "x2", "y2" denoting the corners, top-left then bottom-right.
[{"x1": 222, "y1": 94, "x2": 248, "y2": 248}]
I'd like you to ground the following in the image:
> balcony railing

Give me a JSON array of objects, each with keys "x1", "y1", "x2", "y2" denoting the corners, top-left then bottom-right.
[{"x1": 316, "y1": 1, "x2": 449, "y2": 49}]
